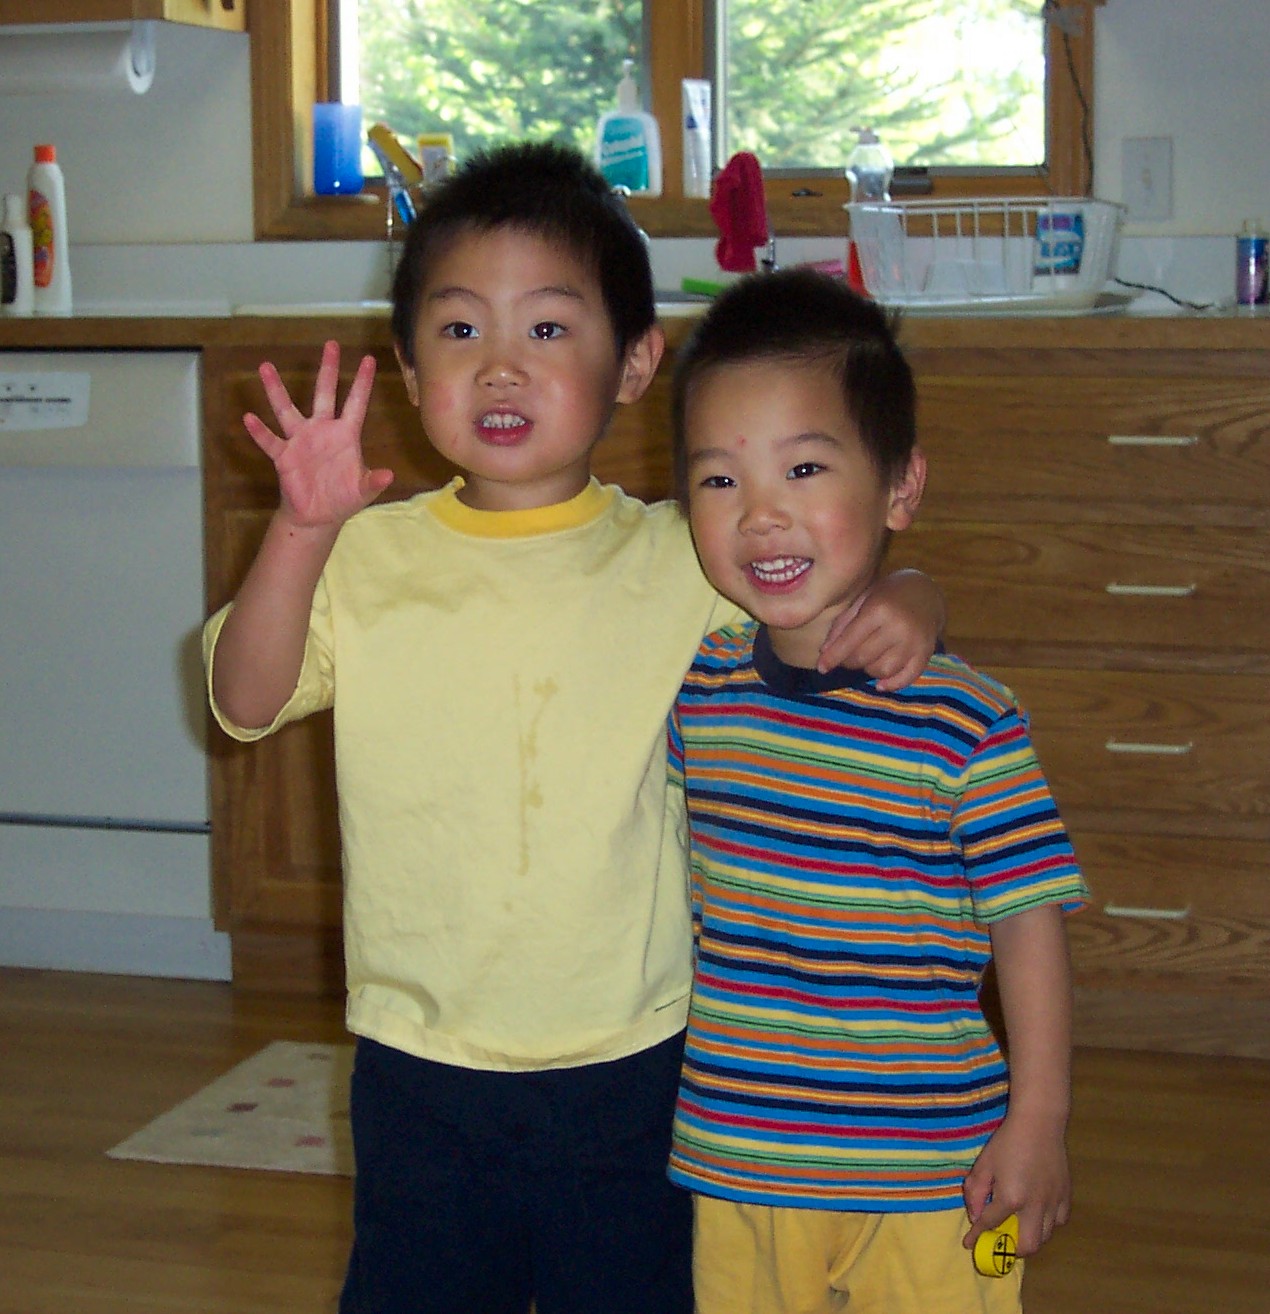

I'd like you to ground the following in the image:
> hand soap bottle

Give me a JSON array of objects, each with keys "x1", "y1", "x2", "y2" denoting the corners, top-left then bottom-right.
[{"x1": 596, "y1": 60, "x2": 662, "y2": 197}]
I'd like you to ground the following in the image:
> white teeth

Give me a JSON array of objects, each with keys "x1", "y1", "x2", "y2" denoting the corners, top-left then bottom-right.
[
  {"x1": 750, "y1": 557, "x2": 810, "y2": 584},
  {"x1": 481, "y1": 412, "x2": 527, "y2": 429}
]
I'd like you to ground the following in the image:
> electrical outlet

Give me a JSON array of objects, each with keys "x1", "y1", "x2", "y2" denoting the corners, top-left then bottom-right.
[{"x1": 1123, "y1": 136, "x2": 1173, "y2": 222}]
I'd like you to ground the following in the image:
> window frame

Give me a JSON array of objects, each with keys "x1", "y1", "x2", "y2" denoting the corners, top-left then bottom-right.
[{"x1": 249, "y1": 0, "x2": 1101, "y2": 242}]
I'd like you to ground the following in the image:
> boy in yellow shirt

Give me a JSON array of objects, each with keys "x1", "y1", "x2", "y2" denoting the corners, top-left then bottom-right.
[{"x1": 204, "y1": 142, "x2": 943, "y2": 1314}]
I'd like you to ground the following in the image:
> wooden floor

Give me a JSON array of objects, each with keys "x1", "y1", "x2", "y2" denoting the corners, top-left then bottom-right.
[{"x1": 2, "y1": 968, "x2": 1267, "y2": 1314}]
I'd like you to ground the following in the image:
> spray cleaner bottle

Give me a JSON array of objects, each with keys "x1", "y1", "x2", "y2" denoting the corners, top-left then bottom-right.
[{"x1": 28, "y1": 144, "x2": 72, "y2": 316}]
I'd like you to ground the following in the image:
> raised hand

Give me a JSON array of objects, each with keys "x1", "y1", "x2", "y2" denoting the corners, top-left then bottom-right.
[{"x1": 244, "y1": 339, "x2": 395, "y2": 528}]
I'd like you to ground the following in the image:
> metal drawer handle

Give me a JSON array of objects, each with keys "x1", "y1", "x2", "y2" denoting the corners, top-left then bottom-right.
[
  {"x1": 1103, "y1": 903, "x2": 1191, "y2": 921},
  {"x1": 1105, "y1": 582, "x2": 1197, "y2": 598},
  {"x1": 1104, "y1": 739, "x2": 1194, "y2": 755},
  {"x1": 1106, "y1": 434, "x2": 1199, "y2": 448}
]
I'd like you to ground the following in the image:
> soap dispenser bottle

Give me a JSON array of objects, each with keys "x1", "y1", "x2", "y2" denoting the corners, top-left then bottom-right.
[
  {"x1": 596, "y1": 59, "x2": 663, "y2": 197},
  {"x1": 846, "y1": 126, "x2": 893, "y2": 203}
]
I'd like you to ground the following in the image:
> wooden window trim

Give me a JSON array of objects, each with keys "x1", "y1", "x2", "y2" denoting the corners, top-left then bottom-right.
[{"x1": 250, "y1": 0, "x2": 1101, "y2": 243}]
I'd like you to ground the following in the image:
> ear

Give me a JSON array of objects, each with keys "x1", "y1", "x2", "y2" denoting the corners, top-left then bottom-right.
[
  {"x1": 886, "y1": 446, "x2": 927, "y2": 531},
  {"x1": 615, "y1": 324, "x2": 666, "y2": 405},
  {"x1": 394, "y1": 344, "x2": 419, "y2": 407}
]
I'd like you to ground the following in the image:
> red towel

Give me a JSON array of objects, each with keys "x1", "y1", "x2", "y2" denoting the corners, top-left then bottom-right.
[{"x1": 710, "y1": 152, "x2": 768, "y2": 273}]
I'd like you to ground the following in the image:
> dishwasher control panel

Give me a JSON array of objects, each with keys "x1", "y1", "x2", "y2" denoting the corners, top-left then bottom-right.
[{"x1": 0, "y1": 370, "x2": 91, "y2": 431}]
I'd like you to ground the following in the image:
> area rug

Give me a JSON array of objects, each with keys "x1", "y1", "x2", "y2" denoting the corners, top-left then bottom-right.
[{"x1": 107, "y1": 1040, "x2": 354, "y2": 1176}]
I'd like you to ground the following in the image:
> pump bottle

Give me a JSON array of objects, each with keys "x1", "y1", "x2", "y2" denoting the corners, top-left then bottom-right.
[
  {"x1": 596, "y1": 60, "x2": 663, "y2": 197},
  {"x1": 28, "y1": 144, "x2": 72, "y2": 317}
]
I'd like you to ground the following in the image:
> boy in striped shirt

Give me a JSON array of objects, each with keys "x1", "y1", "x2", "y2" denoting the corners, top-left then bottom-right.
[{"x1": 667, "y1": 268, "x2": 1088, "y2": 1314}]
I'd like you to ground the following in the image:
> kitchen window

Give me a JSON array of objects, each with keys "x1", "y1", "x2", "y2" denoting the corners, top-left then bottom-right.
[{"x1": 250, "y1": 0, "x2": 1100, "y2": 242}]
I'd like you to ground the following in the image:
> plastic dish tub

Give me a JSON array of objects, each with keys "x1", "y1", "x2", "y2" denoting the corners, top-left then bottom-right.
[{"x1": 846, "y1": 196, "x2": 1126, "y2": 313}]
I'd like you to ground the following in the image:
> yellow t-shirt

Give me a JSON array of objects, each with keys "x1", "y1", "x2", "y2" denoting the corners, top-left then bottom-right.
[{"x1": 205, "y1": 478, "x2": 737, "y2": 1070}]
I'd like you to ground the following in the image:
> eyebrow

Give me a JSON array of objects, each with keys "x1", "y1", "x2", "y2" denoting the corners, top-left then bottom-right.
[
  {"x1": 425, "y1": 283, "x2": 588, "y2": 307},
  {"x1": 685, "y1": 429, "x2": 840, "y2": 468}
]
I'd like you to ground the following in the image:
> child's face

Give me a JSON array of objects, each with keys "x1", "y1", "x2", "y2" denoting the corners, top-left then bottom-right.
[
  {"x1": 397, "y1": 226, "x2": 660, "y2": 511},
  {"x1": 683, "y1": 359, "x2": 923, "y2": 669}
]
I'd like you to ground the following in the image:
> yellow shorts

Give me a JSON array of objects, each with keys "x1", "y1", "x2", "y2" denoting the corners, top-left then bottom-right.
[{"x1": 692, "y1": 1196, "x2": 1024, "y2": 1314}]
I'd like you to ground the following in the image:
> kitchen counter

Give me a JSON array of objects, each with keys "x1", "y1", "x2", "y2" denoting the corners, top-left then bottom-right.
[{"x1": 2, "y1": 307, "x2": 1270, "y2": 357}]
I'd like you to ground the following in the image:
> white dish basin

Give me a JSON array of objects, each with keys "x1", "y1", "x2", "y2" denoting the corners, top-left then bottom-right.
[
  {"x1": 232, "y1": 299, "x2": 707, "y2": 319},
  {"x1": 232, "y1": 300, "x2": 392, "y2": 317}
]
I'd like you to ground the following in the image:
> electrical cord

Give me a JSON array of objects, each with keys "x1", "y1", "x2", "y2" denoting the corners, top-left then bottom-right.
[{"x1": 1112, "y1": 276, "x2": 1219, "y2": 313}]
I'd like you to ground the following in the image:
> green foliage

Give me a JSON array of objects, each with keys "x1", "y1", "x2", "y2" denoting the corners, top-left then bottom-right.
[
  {"x1": 359, "y1": 0, "x2": 643, "y2": 158},
  {"x1": 354, "y1": 0, "x2": 1042, "y2": 174}
]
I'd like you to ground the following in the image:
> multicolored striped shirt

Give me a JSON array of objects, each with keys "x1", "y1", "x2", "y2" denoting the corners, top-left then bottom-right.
[{"x1": 667, "y1": 622, "x2": 1087, "y2": 1211}]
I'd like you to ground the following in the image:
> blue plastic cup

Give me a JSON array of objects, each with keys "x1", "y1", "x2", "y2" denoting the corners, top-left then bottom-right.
[{"x1": 313, "y1": 102, "x2": 364, "y2": 195}]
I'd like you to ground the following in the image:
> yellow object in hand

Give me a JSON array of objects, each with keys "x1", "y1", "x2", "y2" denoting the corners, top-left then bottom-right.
[{"x1": 973, "y1": 1215, "x2": 1019, "y2": 1277}]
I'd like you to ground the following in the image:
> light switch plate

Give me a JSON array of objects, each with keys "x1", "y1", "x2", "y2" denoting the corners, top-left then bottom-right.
[{"x1": 1123, "y1": 136, "x2": 1173, "y2": 222}]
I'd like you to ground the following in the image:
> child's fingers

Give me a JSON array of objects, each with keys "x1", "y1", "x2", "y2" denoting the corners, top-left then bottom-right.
[
  {"x1": 340, "y1": 353, "x2": 379, "y2": 431},
  {"x1": 257, "y1": 360, "x2": 303, "y2": 432},
  {"x1": 242, "y1": 411, "x2": 285, "y2": 461},
  {"x1": 309, "y1": 340, "x2": 343, "y2": 419}
]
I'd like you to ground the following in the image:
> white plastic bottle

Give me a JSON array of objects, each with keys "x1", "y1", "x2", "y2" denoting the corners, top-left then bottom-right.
[
  {"x1": 1, "y1": 193, "x2": 35, "y2": 317},
  {"x1": 596, "y1": 60, "x2": 663, "y2": 197},
  {"x1": 845, "y1": 126, "x2": 893, "y2": 202},
  {"x1": 28, "y1": 144, "x2": 72, "y2": 317}
]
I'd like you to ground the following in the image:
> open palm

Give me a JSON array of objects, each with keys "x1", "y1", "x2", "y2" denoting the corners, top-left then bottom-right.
[{"x1": 244, "y1": 339, "x2": 394, "y2": 528}]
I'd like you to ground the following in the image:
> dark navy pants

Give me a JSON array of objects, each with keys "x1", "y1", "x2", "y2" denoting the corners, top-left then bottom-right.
[{"x1": 338, "y1": 1032, "x2": 693, "y2": 1314}]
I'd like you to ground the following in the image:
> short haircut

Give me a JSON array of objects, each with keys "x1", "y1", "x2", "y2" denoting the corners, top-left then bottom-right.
[
  {"x1": 672, "y1": 268, "x2": 916, "y2": 508},
  {"x1": 391, "y1": 140, "x2": 656, "y2": 366}
]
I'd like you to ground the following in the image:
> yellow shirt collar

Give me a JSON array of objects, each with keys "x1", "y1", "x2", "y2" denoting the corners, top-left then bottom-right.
[{"x1": 427, "y1": 477, "x2": 614, "y2": 539}]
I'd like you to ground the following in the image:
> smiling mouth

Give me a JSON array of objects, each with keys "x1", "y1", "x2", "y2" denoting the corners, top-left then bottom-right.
[
  {"x1": 748, "y1": 556, "x2": 811, "y2": 588},
  {"x1": 477, "y1": 410, "x2": 532, "y2": 446}
]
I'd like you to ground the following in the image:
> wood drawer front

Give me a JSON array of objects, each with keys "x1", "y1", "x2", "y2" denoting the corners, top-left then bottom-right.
[
  {"x1": 896, "y1": 522, "x2": 1269, "y2": 652},
  {"x1": 1067, "y1": 833, "x2": 1270, "y2": 990},
  {"x1": 915, "y1": 374, "x2": 1270, "y2": 513},
  {"x1": 987, "y1": 668, "x2": 1270, "y2": 833}
]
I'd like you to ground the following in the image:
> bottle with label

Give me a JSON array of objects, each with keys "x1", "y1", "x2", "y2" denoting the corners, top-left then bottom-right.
[
  {"x1": 28, "y1": 144, "x2": 72, "y2": 317},
  {"x1": 596, "y1": 60, "x2": 662, "y2": 197},
  {"x1": 1236, "y1": 218, "x2": 1268, "y2": 307},
  {"x1": 1, "y1": 193, "x2": 35, "y2": 317},
  {"x1": 845, "y1": 126, "x2": 893, "y2": 203}
]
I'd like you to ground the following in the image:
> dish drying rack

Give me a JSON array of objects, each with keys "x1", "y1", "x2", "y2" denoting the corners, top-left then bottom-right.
[{"x1": 846, "y1": 197, "x2": 1126, "y2": 313}]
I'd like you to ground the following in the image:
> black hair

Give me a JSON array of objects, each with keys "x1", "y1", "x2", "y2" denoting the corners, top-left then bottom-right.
[
  {"x1": 391, "y1": 140, "x2": 655, "y2": 365},
  {"x1": 671, "y1": 268, "x2": 916, "y2": 508}
]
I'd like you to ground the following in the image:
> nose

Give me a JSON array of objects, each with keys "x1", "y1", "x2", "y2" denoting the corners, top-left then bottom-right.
[
  {"x1": 475, "y1": 339, "x2": 527, "y2": 388},
  {"x1": 738, "y1": 489, "x2": 790, "y2": 535}
]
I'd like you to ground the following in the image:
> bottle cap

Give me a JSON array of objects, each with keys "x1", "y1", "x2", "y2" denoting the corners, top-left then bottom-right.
[
  {"x1": 3, "y1": 194, "x2": 26, "y2": 227},
  {"x1": 34, "y1": 144, "x2": 57, "y2": 164}
]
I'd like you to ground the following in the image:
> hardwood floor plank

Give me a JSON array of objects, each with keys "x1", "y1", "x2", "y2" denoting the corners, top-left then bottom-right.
[{"x1": 2, "y1": 968, "x2": 1267, "y2": 1313}]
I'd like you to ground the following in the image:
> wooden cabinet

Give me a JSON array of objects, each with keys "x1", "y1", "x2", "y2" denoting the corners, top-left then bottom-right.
[
  {"x1": 0, "y1": 1, "x2": 244, "y2": 30},
  {"x1": 198, "y1": 315, "x2": 1270, "y2": 1056},
  {"x1": 888, "y1": 335, "x2": 1270, "y2": 1054}
]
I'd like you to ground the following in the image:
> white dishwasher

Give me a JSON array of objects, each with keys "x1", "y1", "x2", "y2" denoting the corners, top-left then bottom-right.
[{"x1": 0, "y1": 351, "x2": 229, "y2": 979}]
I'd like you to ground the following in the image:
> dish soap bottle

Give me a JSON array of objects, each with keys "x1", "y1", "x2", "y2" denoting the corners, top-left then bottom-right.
[
  {"x1": 1, "y1": 193, "x2": 35, "y2": 317},
  {"x1": 596, "y1": 60, "x2": 662, "y2": 197},
  {"x1": 28, "y1": 144, "x2": 72, "y2": 317},
  {"x1": 845, "y1": 126, "x2": 893, "y2": 202}
]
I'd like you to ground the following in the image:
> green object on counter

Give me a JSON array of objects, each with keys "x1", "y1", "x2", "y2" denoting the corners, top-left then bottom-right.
[{"x1": 681, "y1": 277, "x2": 728, "y2": 298}]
